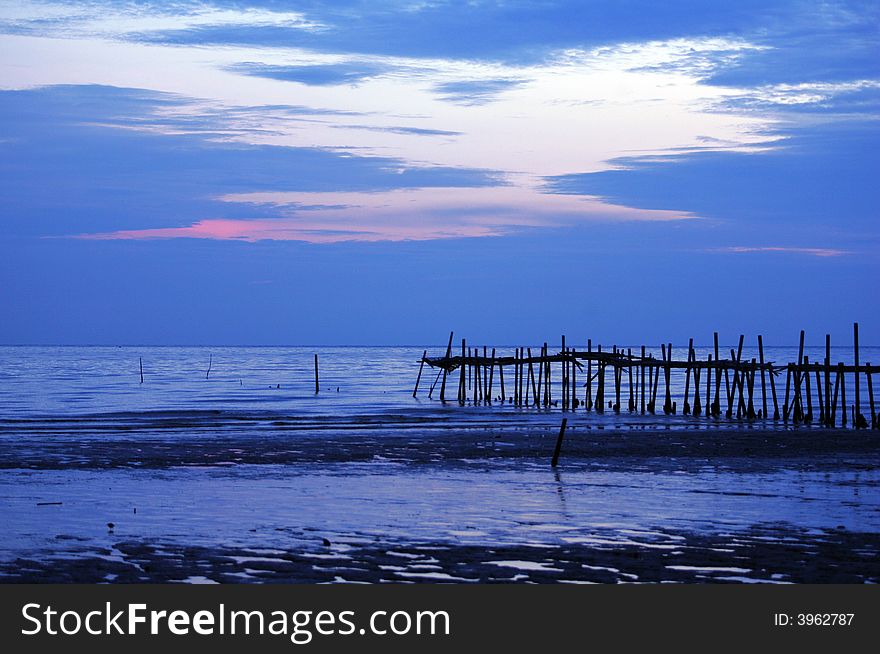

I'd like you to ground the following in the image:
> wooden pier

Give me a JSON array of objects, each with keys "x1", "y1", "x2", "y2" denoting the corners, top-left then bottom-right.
[{"x1": 413, "y1": 324, "x2": 878, "y2": 429}]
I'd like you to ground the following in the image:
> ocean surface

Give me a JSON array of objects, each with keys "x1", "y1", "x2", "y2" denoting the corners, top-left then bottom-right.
[{"x1": 0, "y1": 345, "x2": 878, "y2": 583}]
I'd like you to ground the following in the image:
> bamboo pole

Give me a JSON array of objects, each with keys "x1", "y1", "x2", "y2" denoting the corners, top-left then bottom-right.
[
  {"x1": 439, "y1": 331, "x2": 454, "y2": 402},
  {"x1": 831, "y1": 366, "x2": 840, "y2": 427},
  {"x1": 428, "y1": 367, "x2": 442, "y2": 398},
  {"x1": 586, "y1": 339, "x2": 593, "y2": 410},
  {"x1": 683, "y1": 338, "x2": 693, "y2": 415},
  {"x1": 747, "y1": 359, "x2": 756, "y2": 419},
  {"x1": 867, "y1": 363, "x2": 876, "y2": 429},
  {"x1": 529, "y1": 347, "x2": 539, "y2": 406},
  {"x1": 488, "y1": 347, "x2": 496, "y2": 402},
  {"x1": 713, "y1": 332, "x2": 721, "y2": 416},
  {"x1": 459, "y1": 338, "x2": 466, "y2": 405},
  {"x1": 706, "y1": 354, "x2": 713, "y2": 418},
  {"x1": 314, "y1": 354, "x2": 319, "y2": 394},
  {"x1": 139, "y1": 357, "x2": 144, "y2": 384},
  {"x1": 551, "y1": 418, "x2": 568, "y2": 468},
  {"x1": 499, "y1": 354, "x2": 505, "y2": 403},
  {"x1": 640, "y1": 345, "x2": 646, "y2": 415},
  {"x1": 783, "y1": 364, "x2": 792, "y2": 422},
  {"x1": 854, "y1": 322, "x2": 863, "y2": 427},
  {"x1": 413, "y1": 349, "x2": 427, "y2": 397},
  {"x1": 758, "y1": 335, "x2": 768, "y2": 418},
  {"x1": 614, "y1": 346, "x2": 621, "y2": 413},
  {"x1": 628, "y1": 348, "x2": 634, "y2": 412},
  {"x1": 824, "y1": 334, "x2": 832, "y2": 425},
  {"x1": 804, "y1": 355, "x2": 813, "y2": 423}
]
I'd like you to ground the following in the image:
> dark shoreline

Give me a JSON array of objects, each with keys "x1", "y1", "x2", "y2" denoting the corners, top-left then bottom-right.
[
  {"x1": 3, "y1": 523, "x2": 878, "y2": 584},
  {"x1": 2, "y1": 423, "x2": 878, "y2": 473}
]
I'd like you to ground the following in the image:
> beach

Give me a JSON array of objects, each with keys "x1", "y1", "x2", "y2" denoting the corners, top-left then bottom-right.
[{"x1": 0, "y1": 346, "x2": 878, "y2": 583}]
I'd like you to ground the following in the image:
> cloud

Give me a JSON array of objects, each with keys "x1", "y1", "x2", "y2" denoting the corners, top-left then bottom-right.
[
  {"x1": 714, "y1": 246, "x2": 851, "y2": 257},
  {"x1": 0, "y1": 1, "x2": 325, "y2": 38},
  {"x1": 432, "y1": 78, "x2": 525, "y2": 105},
  {"x1": 73, "y1": 185, "x2": 695, "y2": 243},
  {"x1": 227, "y1": 61, "x2": 391, "y2": 86}
]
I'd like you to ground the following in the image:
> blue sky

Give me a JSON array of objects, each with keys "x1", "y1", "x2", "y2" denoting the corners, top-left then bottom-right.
[{"x1": 0, "y1": 1, "x2": 877, "y2": 345}]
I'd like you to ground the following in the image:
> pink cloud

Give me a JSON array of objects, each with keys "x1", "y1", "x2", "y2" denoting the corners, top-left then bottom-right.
[
  {"x1": 74, "y1": 186, "x2": 695, "y2": 243},
  {"x1": 716, "y1": 246, "x2": 850, "y2": 257}
]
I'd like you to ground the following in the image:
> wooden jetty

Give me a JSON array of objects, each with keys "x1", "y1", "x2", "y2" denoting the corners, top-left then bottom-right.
[{"x1": 413, "y1": 324, "x2": 878, "y2": 430}]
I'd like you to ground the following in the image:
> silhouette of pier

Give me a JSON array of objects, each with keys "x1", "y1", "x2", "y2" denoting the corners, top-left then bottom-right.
[{"x1": 414, "y1": 323, "x2": 878, "y2": 429}]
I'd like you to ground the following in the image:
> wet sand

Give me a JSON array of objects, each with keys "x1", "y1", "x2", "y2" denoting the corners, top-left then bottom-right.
[{"x1": 1, "y1": 415, "x2": 878, "y2": 583}]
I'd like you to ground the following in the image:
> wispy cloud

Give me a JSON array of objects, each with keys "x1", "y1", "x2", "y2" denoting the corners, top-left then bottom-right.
[
  {"x1": 1, "y1": 1, "x2": 325, "y2": 38},
  {"x1": 432, "y1": 78, "x2": 525, "y2": 105},
  {"x1": 73, "y1": 185, "x2": 695, "y2": 243},
  {"x1": 714, "y1": 246, "x2": 851, "y2": 257}
]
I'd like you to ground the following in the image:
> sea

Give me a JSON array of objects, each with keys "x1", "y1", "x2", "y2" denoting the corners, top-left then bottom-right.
[{"x1": 0, "y1": 344, "x2": 878, "y2": 583}]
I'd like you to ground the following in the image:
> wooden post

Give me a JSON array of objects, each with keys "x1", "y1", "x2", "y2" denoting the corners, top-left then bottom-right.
[
  {"x1": 206, "y1": 353, "x2": 212, "y2": 380},
  {"x1": 459, "y1": 338, "x2": 466, "y2": 405},
  {"x1": 854, "y1": 322, "x2": 862, "y2": 427},
  {"x1": 543, "y1": 344, "x2": 550, "y2": 406},
  {"x1": 683, "y1": 338, "x2": 693, "y2": 415},
  {"x1": 662, "y1": 344, "x2": 672, "y2": 414},
  {"x1": 831, "y1": 367, "x2": 840, "y2": 427},
  {"x1": 513, "y1": 348, "x2": 519, "y2": 406},
  {"x1": 713, "y1": 332, "x2": 721, "y2": 416},
  {"x1": 488, "y1": 347, "x2": 496, "y2": 402},
  {"x1": 782, "y1": 364, "x2": 792, "y2": 421},
  {"x1": 499, "y1": 355, "x2": 506, "y2": 403},
  {"x1": 561, "y1": 335, "x2": 567, "y2": 411},
  {"x1": 551, "y1": 418, "x2": 568, "y2": 468},
  {"x1": 804, "y1": 356, "x2": 813, "y2": 423},
  {"x1": 769, "y1": 360, "x2": 780, "y2": 420},
  {"x1": 413, "y1": 350, "x2": 427, "y2": 397},
  {"x1": 747, "y1": 358, "x2": 756, "y2": 419},
  {"x1": 839, "y1": 362, "x2": 847, "y2": 427},
  {"x1": 758, "y1": 335, "x2": 768, "y2": 419},
  {"x1": 544, "y1": 342, "x2": 551, "y2": 406},
  {"x1": 628, "y1": 348, "x2": 635, "y2": 412},
  {"x1": 313, "y1": 354, "x2": 319, "y2": 393},
  {"x1": 139, "y1": 357, "x2": 144, "y2": 384},
  {"x1": 735, "y1": 335, "x2": 746, "y2": 418},
  {"x1": 537, "y1": 346, "x2": 544, "y2": 405},
  {"x1": 596, "y1": 345, "x2": 604, "y2": 414},
  {"x1": 727, "y1": 348, "x2": 737, "y2": 418},
  {"x1": 796, "y1": 330, "x2": 806, "y2": 421},
  {"x1": 586, "y1": 339, "x2": 593, "y2": 411},
  {"x1": 706, "y1": 354, "x2": 713, "y2": 418},
  {"x1": 428, "y1": 367, "x2": 442, "y2": 399},
  {"x1": 439, "y1": 331, "x2": 454, "y2": 403},
  {"x1": 614, "y1": 346, "x2": 621, "y2": 413},
  {"x1": 867, "y1": 363, "x2": 876, "y2": 429},
  {"x1": 528, "y1": 347, "x2": 539, "y2": 405},
  {"x1": 649, "y1": 355, "x2": 659, "y2": 414},
  {"x1": 483, "y1": 346, "x2": 489, "y2": 404},
  {"x1": 815, "y1": 368, "x2": 824, "y2": 424},
  {"x1": 824, "y1": 333, "x2": 832, "y2": 425},
  {"x1": 473, "y1": 347, "x2": 480, "y2": 406},
  {"x1": 640, "y1": 345, "x2": 646, "y2": 414},
  {"x1": 692, "y1": 357, "x2": 702, "y2": 416}
]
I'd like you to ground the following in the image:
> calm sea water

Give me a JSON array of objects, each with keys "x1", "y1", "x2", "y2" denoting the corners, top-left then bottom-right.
[
  {"x1": 0, "y1": 345, "x2": 877, "y2": 582},
  {"x1": 0, "y1": 344, "x2": 876, "y2": 421}
]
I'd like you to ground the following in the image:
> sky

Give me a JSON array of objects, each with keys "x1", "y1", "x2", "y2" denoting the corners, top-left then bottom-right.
[{"x1": 0, "y1": 0, "x2": 877, "y2": 346}]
